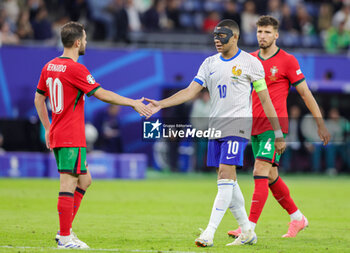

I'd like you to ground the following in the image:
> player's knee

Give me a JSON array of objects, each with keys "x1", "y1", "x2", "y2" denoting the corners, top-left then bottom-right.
[
  {"x1": 78, "y1": 176, "x2": 92, "y2": 190},
  {"x1": 253, "y1": 167, "x2": 267, "y2": 176},
  {"x1": 83, "y1": 177, "x2": 92, "y2": 189}
]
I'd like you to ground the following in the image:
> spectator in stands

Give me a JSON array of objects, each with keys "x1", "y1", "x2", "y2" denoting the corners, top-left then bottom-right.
[
  {"x1": 318, "y1": 3, "x2": 333, "y2": 34},
  {"x1": 325, "y1": 108, "x2": 349, "y2": 174},
  {"x1": 93, "y1": 105, "x2": 123, "y2": 153},
  {"x1": 324, "y1": 20, "x2": 350, "y2": 54},
  {"x1": 252, "y1": 0, "x2": 268, "y2": 15},
  {"x1": 16, "y1": 9, "x2": 33, "y2": 40},
  {"x1": 190, "y1": 89, "x2": 210, "y2": 172},
  {"x1": 202, "y1": 11, "x2": 220, "y2": 33},
  {"x1": 222, "y1": 0, "x2": 241, "y2": 28},
  {"x1": 61, "y1": 0, "x2": 89, "y2": 22},
  {"x1": 87, "y1": 0, "x2": 114, "y2": 40},
  {"x1": 2, "y1": 0, "x2": 20, "y2": 32},
  {"x1": 279, "y1": 3, "x2": 299, "y2": 47},
  {"x1": 295, "y1": 4, "x2": 317, "y2": 47},
  {"x1": 267, "y1": 0, "x2": 282, "y2": 21},
  {"x1": 332, "y1": 2, "x2": 350, "y2": 31},
  {"x1": 28, "y1": 0, "x2": 45, "y2": 22},
  {"x1": 125, "y1": 0, "x2": 142, "y2": 33},
  {"x1": 31, "y1": 6, "x2": 53, "y2": 40},
  {"x1": 142, "y1": 0, "x2": 171, "y2": 31},
  {"x1": 166, "y1": 0, "x2": 182, "y2": 30},
  {"x1": 0, "y1": 20, "x2": 19, "y2": 45},
  {"x1": 241, "y1": 0, "x2": 259, "y2": 45},
  {"x1": 110, "y1": 0, "x2": 129, "y2": 43},
  {"x1": 280, "y1": 105, "x2": 304, "y2": 172}
]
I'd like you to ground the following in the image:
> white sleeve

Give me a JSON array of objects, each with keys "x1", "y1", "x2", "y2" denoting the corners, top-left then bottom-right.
[
  {"x1": 194, "y1": 58, "x2": 210, "y2": 88},
  {"x1": 248, "y1": 57, "x2": 265, "y2": 83}
]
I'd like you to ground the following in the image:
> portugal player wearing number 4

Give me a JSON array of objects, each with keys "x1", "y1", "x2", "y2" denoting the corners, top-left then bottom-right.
[
  {"x1": 228, "y1": 16, "x2": 330, "y2": 239},
  {"x1": 35, "y1": 22, "x2": 151, "y2": 249}
]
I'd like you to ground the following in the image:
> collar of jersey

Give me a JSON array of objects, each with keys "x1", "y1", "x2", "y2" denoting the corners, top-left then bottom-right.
[
  {"x1": 258, "y1": 48, "x2": 280, "y2": 61},
  {"x1": 58, "y1": 56, "x2": 72, "y2": 60},
  {"x1": 220, "y1": 48, "x2": 241, "y2": 62}
]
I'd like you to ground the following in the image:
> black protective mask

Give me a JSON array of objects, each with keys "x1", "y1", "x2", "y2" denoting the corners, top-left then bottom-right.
[{"x1": 213, "y1": 27, "x2": 233, "y2": 45}]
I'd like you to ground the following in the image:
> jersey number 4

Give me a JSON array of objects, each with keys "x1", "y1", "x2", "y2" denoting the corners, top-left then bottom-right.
[{"x1": 46, "y1": 77, "x2": 64, "y2": 114}]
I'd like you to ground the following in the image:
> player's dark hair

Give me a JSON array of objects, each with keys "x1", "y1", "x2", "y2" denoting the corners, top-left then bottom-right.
[
  {"x1": 256, "y1": 15, "x2": 279, "y2": 30},
  {"x1": 217, "y1": 19, "x2": 240, "y2": 35},
  {"x1": 61, "y1": 22, "x2": 84, "y2": 48}
]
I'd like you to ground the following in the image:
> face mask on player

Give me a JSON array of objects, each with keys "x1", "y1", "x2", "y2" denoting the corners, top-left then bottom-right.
[{"x1": 213, "y1": 27, "x2": 233, "y2": 45}]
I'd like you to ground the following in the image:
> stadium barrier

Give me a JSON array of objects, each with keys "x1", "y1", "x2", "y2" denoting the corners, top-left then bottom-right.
[{"x1": 0, "y1": 152, "x2": 147, "y2": 179}]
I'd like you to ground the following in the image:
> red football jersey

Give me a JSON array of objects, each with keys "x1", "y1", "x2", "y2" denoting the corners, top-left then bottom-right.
[
  {"x1": 36, "y1": 57, "x2": 100, "y2": 148},
  {"x1": 251, "y1": 48, "x2": 305, "y2": 135}
]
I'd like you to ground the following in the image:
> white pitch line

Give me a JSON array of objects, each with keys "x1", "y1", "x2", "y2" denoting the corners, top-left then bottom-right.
[{"x1": 0, "y1": 245, "x2": 197, "y2": 253}]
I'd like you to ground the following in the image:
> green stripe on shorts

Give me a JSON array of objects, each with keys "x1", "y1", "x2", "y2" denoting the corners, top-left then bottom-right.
[{"x1": 53, "y1": 147, "x2": 87, "y2": 175}]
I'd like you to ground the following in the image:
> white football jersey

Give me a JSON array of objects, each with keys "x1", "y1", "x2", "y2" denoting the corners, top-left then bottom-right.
[{"x1": 194, "y1": 49, "x2": 265, "y2": 139}]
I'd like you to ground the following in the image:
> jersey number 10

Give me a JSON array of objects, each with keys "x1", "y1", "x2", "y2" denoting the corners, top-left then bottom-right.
[
  {"x1": 218, "y1": 84, "x2": 227, "y2": 98},
  {"x1": 46, "y1": 77, "x2": 64, "y2": 114}
]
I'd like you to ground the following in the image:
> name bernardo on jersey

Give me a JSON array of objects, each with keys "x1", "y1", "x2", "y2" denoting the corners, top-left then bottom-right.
[{"x1": 47, "y1": 64, "x2": 67, "y2": 72}]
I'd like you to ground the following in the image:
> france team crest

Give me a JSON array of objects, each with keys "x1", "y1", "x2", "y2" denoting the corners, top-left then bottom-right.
[{"x1": 143, "y1": 119, "x2": 162, "y2": 139}]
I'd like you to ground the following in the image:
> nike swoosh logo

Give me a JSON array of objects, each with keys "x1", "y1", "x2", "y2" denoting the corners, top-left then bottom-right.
[
  {"x1": 210, "y1": 72, "x2": 215, "y2": 76},
  {"x1": 226, "y1": 156, "x2": 236, "y2": 159},
  {"x1": 216, "y1": 208, "x2": 225, "y2": 211},
  {"x1": 261, "y1": 152, "x2": 270, "y2": 155}
]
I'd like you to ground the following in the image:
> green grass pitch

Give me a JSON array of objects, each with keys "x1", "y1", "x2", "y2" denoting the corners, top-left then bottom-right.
[{"x1": 0, "y1": 172, "x2": 350, "y2": 253}]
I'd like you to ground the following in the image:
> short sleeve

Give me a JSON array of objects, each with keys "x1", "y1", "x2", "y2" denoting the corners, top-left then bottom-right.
[
  {"x1": 286, "y1": 55, "x2": 305, "y2": 87},
  {"x1": 36, "y1": 66, "x2": 48, "y2": 96},
  {"x1": 193, "y1": 58, "x2": 210, "y2": 88},
  {"x1": 248, "y1": 57, "x2": 265, "y2": 83},
  {"x1": 71, "y1": 64, "x2": 101, "y2": 97}
]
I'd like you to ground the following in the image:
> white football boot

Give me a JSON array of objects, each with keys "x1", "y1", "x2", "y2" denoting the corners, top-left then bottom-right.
[
  {"x1": 226, "y1": 229, "x2": 257, "y2": 246},
  {"x1": 55, "y1": 229, "x2": 89, "y2": 248},
  {"x1": 195, "y1": 229, "x2": 214, "y2": 247}
]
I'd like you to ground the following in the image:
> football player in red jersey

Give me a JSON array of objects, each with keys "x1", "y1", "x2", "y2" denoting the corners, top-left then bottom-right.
[
  {"x1": 34, "y1": 22, "x2": 151, "y2": 249},
  {"x1": 228, "y1": 16, "x2": 330, "y2": 238}
]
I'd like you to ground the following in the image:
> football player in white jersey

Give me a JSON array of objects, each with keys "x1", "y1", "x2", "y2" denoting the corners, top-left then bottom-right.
[{"x1": 145, "y1": 19, "x2": 286, "y2": 247}]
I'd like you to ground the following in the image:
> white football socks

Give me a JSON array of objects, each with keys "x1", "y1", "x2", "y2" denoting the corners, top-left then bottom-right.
[
  {"x1": 249, "y1": 221, "x2": 256, "y2": 231},
  {"x1": 205, "y1": 179, "x2": 234, "y2": 236},
  {"x1": 59, "y1": 235, "x2": 72, "y2": 244},
  {"x1": 228, "y1": 181, "x2": 251, "y2": 233},
  {"x1": 290, "y1": 209, "x2": 303, "y2": 221}
]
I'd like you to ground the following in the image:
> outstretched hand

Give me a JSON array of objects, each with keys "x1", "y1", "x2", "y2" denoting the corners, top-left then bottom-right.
[
  {"x1": 318, "y1": 125, "x2": 331, "y2": 145},
  {"x1": 132, "y1": 97, "x2": 153, "y2": 118},
  {"x1": 144, "y1": 98, "x2": 162, "y2": 119}
]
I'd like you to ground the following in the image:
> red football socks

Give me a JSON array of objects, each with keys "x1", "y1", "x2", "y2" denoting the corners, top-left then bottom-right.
[
  {"x1": 269, "y1": 176, "x2": 298, "y2": 215},
  {"x1": 72, "y1": 187, "x2": 85, "y2": 222},
  {"x1": 58, "y1": 192, "x2": 74, "y2": 236},
  {"x1": 249, "y1": 176, "x2": 269, "y2": 224}
]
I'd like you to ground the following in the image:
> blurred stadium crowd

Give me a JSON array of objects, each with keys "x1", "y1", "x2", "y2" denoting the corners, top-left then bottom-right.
[{"x1": 1, "y1": 0, "x2": 350, "y2": 53}]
